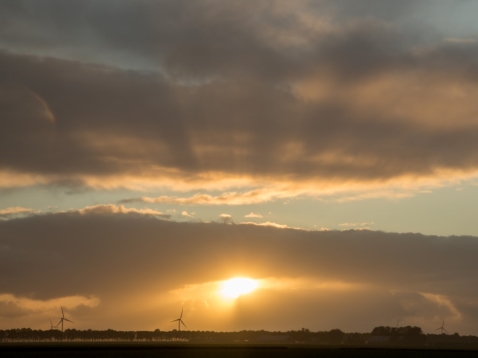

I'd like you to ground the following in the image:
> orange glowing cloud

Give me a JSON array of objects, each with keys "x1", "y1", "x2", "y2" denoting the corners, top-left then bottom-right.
[
  {"x1": 0, "y1": 206, "x2": 35, "y2": 219},
  {"x1": 77, "y1": 204, "x2": 171, "y2": 218}
]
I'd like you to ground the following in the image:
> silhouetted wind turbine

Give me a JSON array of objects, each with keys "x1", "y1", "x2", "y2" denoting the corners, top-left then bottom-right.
[
  {"x1": 49, "y1": 319, "x2": 59, "y2": 330},
  {"x1": 171, "y1": 308, "x2": 187, "y2": 331},
  {"x1": 57, "y1": 306, "x2": 74, "y2": 332},
  {"x1": 435, "y1": 319, "x2": 448, "y2": 334}
]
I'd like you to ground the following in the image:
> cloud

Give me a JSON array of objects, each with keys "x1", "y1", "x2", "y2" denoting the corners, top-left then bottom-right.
[
  {"x1": 1, "y1": 209, "x2": 478, "y2": 332},
  {"x1": 420, "y1": 293, "x2": 462, "y2": 321},
  {"x1": 245, "y1": 212, "x2": 263, "y2": 218},
  {"x1": 181, "y1": 210, "x2": 194, "y2": 218},
  {"x1": 0, "y1": 206, "x2": 35, "y2": 219},
  {"x1": 339, "y1": 222, "x2": 374, "y2": 228},
  {"x1": 0, "y1": 1, "x2": 478, "y2": 196},
  {"x1": 219, "y1": 214, "x2": 233, "y2": 224},
  {"x1": 444, "y1": 37, "x2": 477, "y2": 44},
  {"x1": 239, "y1": 221, "x2": 301, "y2": 230},
  {"x1": 120, "y1": 188, "x2": 294, "y2": 206},
  {"x1": 0, "y1": 294, "x2": 99, "y2": 319},
  {"x1": 77, "y1": 204, "x2": 170, "y2": 219}
]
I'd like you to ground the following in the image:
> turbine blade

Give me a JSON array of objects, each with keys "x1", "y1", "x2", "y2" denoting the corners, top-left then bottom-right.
[
  {"x1": 61, "y1": 307, "x2": 64, "y2": 318},
  {"x1": 180, "y1": 308, "x2": 183, "y2": 319},
  {"x1": 64, "y1": 318, "x2": 74, "y2": 323},
  {"x1": 171, "y1": 319, "x2": 179, "y2": 322},
  {"x1": 181, "y1": 320, "x2": 187, "y2": 329},
  {"x1": 444, "y1": 328, "x2": 448, "y2": 334},
  {"x1": 49, "y1": 319, "x2": 53, "y2": 325}
]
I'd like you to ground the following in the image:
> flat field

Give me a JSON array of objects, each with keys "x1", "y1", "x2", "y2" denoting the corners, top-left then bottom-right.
[{"x1": 1, "y1": 343, "x2": 478, "y2": 358}]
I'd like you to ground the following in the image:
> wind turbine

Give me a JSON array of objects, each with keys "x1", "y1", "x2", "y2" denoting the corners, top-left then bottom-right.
[
  {"x1": 49, "y1": 319, "x2": 59, "y2": 330},
  {"x1": 435, "y1": 319, "x2": 448, "y2": 335},
  {"x1": 171, "y1": 308, "x2": 187, "y2": 331},
  {"x1": 57, "y1": 306, "x2": 74, "y2": 332}
]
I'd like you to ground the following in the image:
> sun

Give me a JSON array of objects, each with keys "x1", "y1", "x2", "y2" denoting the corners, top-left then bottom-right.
[{"x1": 219, "y1": 278, "x2": 259, "y2": 299}]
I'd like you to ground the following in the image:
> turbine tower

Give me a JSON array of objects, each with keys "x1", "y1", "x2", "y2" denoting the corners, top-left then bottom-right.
[
  {"x1": 435, "y1": 319, "x2": 448, "y2": 335},
  {"x1": 171, "y1": 308, "x2": 187, "y2": 331},
  {"x1": 57, "y1": 306, "x2": 74, "y2": 332}
]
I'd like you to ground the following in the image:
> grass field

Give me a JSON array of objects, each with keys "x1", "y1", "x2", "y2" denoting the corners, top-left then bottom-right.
[{"x1": 2, "y1": 343, "x2": 478, "y2": 358}]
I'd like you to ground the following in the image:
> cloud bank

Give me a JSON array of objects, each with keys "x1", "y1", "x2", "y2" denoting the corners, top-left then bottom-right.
[{"x1": 1, "y1": 208, "x2": 478, "y2": 333}]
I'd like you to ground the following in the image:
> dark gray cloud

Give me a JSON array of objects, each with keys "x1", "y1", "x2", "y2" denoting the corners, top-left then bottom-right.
[
  {"x1": 1, "y1": 0, "x2": 478, "y2": 191},
  {"x1": 1, "y1": 208, "x2": 478, "y2": 332}
]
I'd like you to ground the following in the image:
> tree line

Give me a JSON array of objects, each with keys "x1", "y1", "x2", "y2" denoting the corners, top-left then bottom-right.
[
  {"x1": 0, "y1": 327, "x2": 351, "y2": 343},
  {"x1": 1, "y1": 326, "x2": 478, "y2": 345}
]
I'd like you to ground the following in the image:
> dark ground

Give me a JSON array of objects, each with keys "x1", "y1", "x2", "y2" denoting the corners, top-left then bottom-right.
[{"x1": 2, "y1": 344, "x2": 478, "y2": 358}]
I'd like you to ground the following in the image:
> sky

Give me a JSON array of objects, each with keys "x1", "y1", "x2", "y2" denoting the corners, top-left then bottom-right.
[{"x1": 1, "y1": 0, "x2": 478, "y2": 335}]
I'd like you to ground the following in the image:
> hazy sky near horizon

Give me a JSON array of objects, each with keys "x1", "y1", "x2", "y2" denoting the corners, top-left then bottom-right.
[{"x1": 2, "y1": 0, "x2": 478, "y2": 334}]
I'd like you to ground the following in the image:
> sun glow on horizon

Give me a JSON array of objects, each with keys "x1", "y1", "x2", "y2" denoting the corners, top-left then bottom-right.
[{"x1": 219, "y1": 278, "x2": 259, "y2": 299}]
